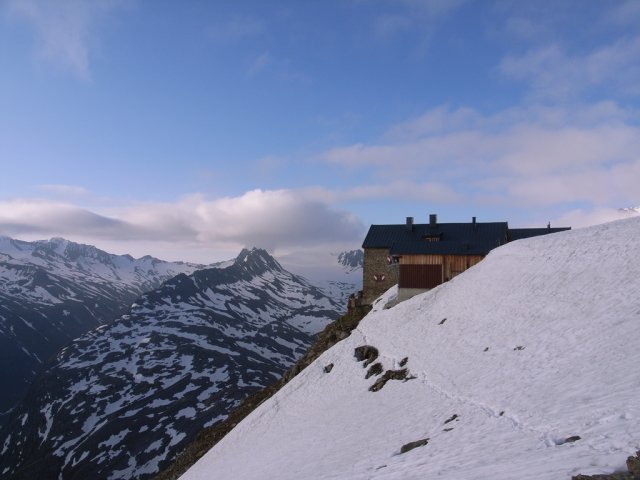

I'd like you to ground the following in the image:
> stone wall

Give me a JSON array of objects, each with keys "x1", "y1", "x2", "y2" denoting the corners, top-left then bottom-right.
[{"x1": 362, "y1": 248, "x2": 398, "y2": 304}]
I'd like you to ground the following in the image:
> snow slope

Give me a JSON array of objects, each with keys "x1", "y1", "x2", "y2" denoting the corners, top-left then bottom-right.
[{"x1": 181, "y1": 217, "x2": 640, "y2": 480}]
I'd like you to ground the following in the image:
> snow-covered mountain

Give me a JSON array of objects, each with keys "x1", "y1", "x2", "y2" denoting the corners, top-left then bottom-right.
[
  {"x1": 278, "y1": 249, "x2": 363, "y2": 307},
  {"x1": 0, "y1": 236, "x2": 201, "y2": 421},
  {"x1": 337, "y1": 249, "x2": 364, "y2": 273},
  {"x1": 619, "y1": 206, "x2": 640, "y2": 214},
  {"x1": 180, "y1": 217, "x2": 640, "y2": 480},
  {"x1": 0, "y1": 248, "x2": 342, "y2": 480}
]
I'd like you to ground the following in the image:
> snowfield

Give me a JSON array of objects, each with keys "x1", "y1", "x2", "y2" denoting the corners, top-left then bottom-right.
[{"x1": 181, "y1": 217, "x2": 640, "y2": 480}]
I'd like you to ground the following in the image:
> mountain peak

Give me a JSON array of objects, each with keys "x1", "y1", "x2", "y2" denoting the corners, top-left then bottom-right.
[
  {"x1": 336, "y1": 249, "x2": 363, "y2": 273},
  {"x1": 235, "y1": 247, "x2": 283, "y2": 273}
]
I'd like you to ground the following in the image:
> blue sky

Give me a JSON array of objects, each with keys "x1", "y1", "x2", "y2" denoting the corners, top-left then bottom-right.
[{"x1": 1, "y1": 0, "x2": 639, "y2": 262}]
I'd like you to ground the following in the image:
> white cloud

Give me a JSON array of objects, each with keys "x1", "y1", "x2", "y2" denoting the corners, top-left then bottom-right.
[
  {"x1": 555, "y1": 207, "x2": 640, "y2": 229},
  {"x1": 0, "y1": 199, "x2": 140, "y2": 238},
  {"x1": 500, "y1": 36, "x2": 640, "y2": 100},
  {"x1": 36, "y1": 184, "x2": 90, "y2": 196},
  {"x1": 0, "y1": 190, "x2": 364, "y2": 262},
  {"x1": 5, "y1": 0, "x2": 128, "y2": 80},
  {"x1": 365, "y1": 0, "x2": 467, "y2": 56},
  {"x1": 318, "y1": 103, "x2": 640, "y2": 211}
]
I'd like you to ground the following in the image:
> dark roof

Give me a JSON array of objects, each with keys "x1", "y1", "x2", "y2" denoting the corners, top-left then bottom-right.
[
  {"x1": 508, "y1": 227, "x2": 571, "y2": 241},
  {"x1": 362, "y1": 222, "x2": 509, "y2": 256}
]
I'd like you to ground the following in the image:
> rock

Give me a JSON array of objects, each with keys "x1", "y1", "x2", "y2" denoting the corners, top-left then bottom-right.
[
  {"x1": 627, "y1": 450, "x2": 640, "y2": 477},
  {"x1": 571, "y1": 450, "x2": 640, "y2": 479},
  {"x1": 354, "y1": 345, "x2": 379, "y2": 368},
  {"x1": 369, "y1": 369, "x2": 408, "y2": 392},
  {"x1": 400, "y1": 438, "x2": 429, "y2": 454},
  {"x1": 444, "y1": 414, "x2": 458, "y2": 424},
  {"x1": 365, "y1": 362, "x2": 383, "y2": 379},
  {"x1": 323, "y1": 363, "x2": 334, "y2": 373},
  {"x1": 399, "y1": 357, "x2": 408, "y2": 367}
]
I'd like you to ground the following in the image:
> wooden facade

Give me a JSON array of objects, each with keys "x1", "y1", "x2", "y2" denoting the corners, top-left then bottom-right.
[{"x1": 398, "y1": 254, "x2": 484, "y2": 288}]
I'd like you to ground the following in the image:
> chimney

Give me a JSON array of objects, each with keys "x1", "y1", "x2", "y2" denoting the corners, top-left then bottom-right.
[
  {"x1": 472, "y1": 216, "x2": 477, "y2": 230},
  {"x1": 406, "y1": 216, "x2": 414, "y2": 231},
  {"x1": 429, "y1": 213, "x2": 437, "y2": 226}
]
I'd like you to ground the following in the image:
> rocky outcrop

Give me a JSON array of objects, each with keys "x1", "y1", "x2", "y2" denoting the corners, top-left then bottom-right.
[{"x1": 573, "y1": 450, "x2": 640, "y2": 480}]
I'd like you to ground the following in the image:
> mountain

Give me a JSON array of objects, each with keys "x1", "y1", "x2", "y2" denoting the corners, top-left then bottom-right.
[
  {"x1": 0, "y1": 236, "x2": 201, "y2": 422},
  {"x1": 179, "y1": 217, "x2": 640, "y2": 480},
  {"x1": 619, "y1": 206, "x2": 640, "y2": 214},
  {"x1": 336, "y1": 249, "x2": 364, "y2": 273},
  {"x1": 278, "y1": 249, "x2": 363, "y2": 307},
  {"x1": 0, "y1": 248, "x2": 342, "y2": 480}
]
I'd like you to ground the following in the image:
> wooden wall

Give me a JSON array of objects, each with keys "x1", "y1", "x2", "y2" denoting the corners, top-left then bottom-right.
[{"x1": 399, "y1": 254, "x2": 484, "y2": 285}]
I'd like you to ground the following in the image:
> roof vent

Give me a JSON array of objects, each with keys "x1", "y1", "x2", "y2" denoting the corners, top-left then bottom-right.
[
  {"x1": 472, "y1": 216, "x2": 477, "y2": 230},
  {"x1": 406, "y1": 217, "x2": 414, "y2": 231},
  {"x1": 429, "y1": 213, "x2": 437, "y2": 226}
]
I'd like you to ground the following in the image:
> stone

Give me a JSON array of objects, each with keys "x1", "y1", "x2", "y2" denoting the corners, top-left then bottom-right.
[
  {"x1": 369, "y1": 368, "x2": 408, "y2": 392},
  {"x1": 365, "y1": 362, "x2": 383, "y2": 379},
  {"x1": 354, "y1": 345, "x2": 379, "y2": 367},
  {"x1": 400, "y1": 438, "x2": 429, "y2": 454}
]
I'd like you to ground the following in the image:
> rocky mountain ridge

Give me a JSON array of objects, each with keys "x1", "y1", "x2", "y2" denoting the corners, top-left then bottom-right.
[
  {"x1": 0, "y1": 236, "x2": 201, "y2": 421},
  {"x1": 0, "y1": 248, "x2": 343, "y2": 480}
]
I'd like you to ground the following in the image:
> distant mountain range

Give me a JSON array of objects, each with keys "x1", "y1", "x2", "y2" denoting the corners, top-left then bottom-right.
[
  {"x1": 336, "y1": 249, "x2": 364, "y2": 273},
  {"x1": 0, "y1": 236, "x2": 201, "y2": 422},
  {"x1": 619, "y1": 206, "x2": 640, "y2": 214},
  {"x1": 278, "y1": 248, "x2": 363, "y2": 307},
  {"x1": 0, "y1": 248, "x2": 343, "y2": 480}
]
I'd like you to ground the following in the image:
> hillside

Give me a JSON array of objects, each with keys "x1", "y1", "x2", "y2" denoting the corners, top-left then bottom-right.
[
  {"x1": 0, "y1": 248, "x2": 342, "y2": 479},
  {"x1": 180, "y1": 217, "x2": 640, "y2": 480},
  {"x1": 0, "y1": 236, "x2": 201, "y2": 421}
]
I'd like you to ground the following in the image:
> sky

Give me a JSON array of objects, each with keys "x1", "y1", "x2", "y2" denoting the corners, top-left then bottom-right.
[{"x1": 1, "y1": 0, "x2": 639, "y2": 263}]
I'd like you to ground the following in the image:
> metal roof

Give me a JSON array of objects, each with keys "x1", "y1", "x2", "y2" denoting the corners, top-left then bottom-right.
[
  {"x1": 362, "y1": 222, "x2": 509, "y2": 256},
  {"x1": 508, "y1": 227, "x2": 571, "y2": 241}
]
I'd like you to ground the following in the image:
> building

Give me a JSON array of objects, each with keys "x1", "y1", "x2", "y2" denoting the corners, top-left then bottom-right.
[{"x1": 361, "y1": 214, "x2": 570, "y2": 304}]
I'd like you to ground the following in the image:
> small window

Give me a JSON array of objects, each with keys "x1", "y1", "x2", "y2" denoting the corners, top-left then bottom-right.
[{"x1": 422, "y1": 235, "x2": 441, "y2": 242}]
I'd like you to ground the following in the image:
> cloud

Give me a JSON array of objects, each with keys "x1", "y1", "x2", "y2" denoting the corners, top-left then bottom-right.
[
  {"x1": 247, "y1": 51, "x2": 272, "y2": 76},
  {"x1": 0, "y1": 190, "x2": 365, "y2": 261},
  {"x1": 5, "y1": 0, "x2": 128, "y2": 80},
  {"x1": 246, "y1": 51, "x2": 310, "y2": 83},
  {"x1": 604, "y1": 0, "x2": 640, "y2": 27},
  {"x1": 500, "y1": 36, "x2": 640, "y2": 100},
  {"x1": 36, "y1": 184, "x2": 90, "y2": 196},
  {"x1": 318, "y1": 103, "x2": 640, "y2": 210},
  {"x1": 0, "y1": 199, "x2": 141, "y2": 238},
  {"x1": 555, "y1": 207, "x2": 640, "y2": 229},
  {"x1": 365, "y1": 0, "x2": 467, "y2": 55}
]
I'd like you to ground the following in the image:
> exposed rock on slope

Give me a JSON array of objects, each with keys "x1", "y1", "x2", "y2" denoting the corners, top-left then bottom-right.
[{"x1": 0, "y1": 248, "x2": 342, "y2": 480}]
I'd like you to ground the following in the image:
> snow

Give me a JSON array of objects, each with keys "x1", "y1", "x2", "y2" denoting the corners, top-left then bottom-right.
[
  {"x1": 176, "y1": 407, "x2": 196, "y2": 420},
  {"x1": 181, "y1": 217, "x2": 640, "y2": 480}
]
